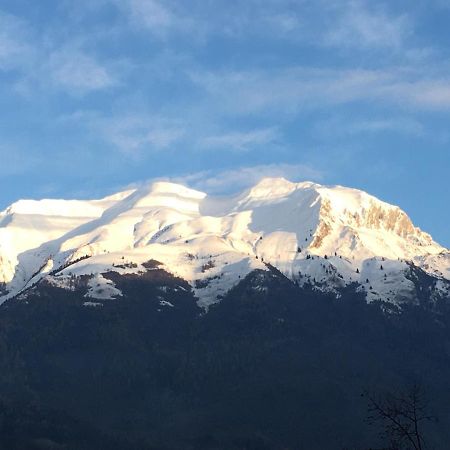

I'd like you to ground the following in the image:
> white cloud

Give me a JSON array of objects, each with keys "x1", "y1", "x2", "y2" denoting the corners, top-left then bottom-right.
[
  {"x1": 47, "y1": 49, "x2": 117, "y2": 94},
  {"x1": 115, "y1": 0, "x2": 190, "y2": 37},
  {"x1": 58, "y1": 110, "x2": 186, "y2": 155},
  {"x1": 350, "y1": 118, "x2": 424, "y2": 135},
  {"x1": 114, "y1": 163, "x2": 321, "y2": 195},
  {"x1": 0, "y1": 12, "x2": 33, "y2": 70},
  {"x1": 128, "y1": 0, "x2": 175, "y2": 29},
  {"x1": 94, "y1": 115, "x2": 185, "y2": 155},
  {"x1": 266, "y1": 13, "x2": 300, "y2": 33},
  {"x1": 407, "y1": 81, "x2": 450, "y2": 108},
  {"x1": 191, "y1": 67, "x2": 450, "y2": 114},
  {"x1": 175, "y1": 163, "x2": 323, "y2": 194},
  {"x1": 313, "y1": 116, "x2": 424, "y2": 138},
  {"x1": 183, "y1": 0, "x2": 414, "y2": 54},
  {"x1": 112, "y1": 0, "x2": 304, "y2": 42},
  {"x1": 0, "y1": 8, "x2": 121, "y2": 96},
  {"x1": 200, "y1": 128, "x2": 279, "y2": 152},
  {"x1": 324, "y1": 1, "x2": 411, "y2": 50}
]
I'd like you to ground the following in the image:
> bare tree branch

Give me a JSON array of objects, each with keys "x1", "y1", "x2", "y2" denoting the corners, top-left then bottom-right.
[{"x1": 364, "y1": 383, "x2": 436, "y2": 450}]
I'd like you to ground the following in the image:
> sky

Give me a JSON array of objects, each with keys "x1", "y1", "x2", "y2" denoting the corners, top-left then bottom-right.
[{"x1": 0, "y1": 0, "x2": 449, "y2": 247}]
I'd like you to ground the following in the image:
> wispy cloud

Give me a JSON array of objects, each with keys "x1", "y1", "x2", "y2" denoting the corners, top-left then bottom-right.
[
  {"x1": 182, "y1": 0, "x2": 414, "y2": 54},
  {"x1": 64, "y1": 111, "x2": 281, "y2": 156},
  {"x1": 200, "y1": 128, "x2": 279, "y2": 152},
  {"x1": 174, "y1": 163, "x2": 323, "y2": 194},
  {"x1": 92, "y1": 114, "x2": 185, "y2": 155},
  {"x1": 0, "y1": 9, "x2": 121, "y2": 96},
  {"x1": 110, "y1": 0, "x2": 306, "y2": 42},
  {"x1": 191, "y1": 67, "x2": 450, "y2": 114},
  {"x1": 313, "y1": 116, "x2": 425, "y2": 139},
  {"x1": 128, "y1": 0, "x2": 176, "y2": 29},
  {"x1": 0, "y1": 12, "x2": 33, "y2": 70},
  {"x1": 114, "y1": 0, "x2": 190, "y2": 37},
  {"x1": 47, "y1": 48, "x2": 117, "y2": 94},
  {"x1": 324, "y1": 1, "x2": 411, "y2": 50}
]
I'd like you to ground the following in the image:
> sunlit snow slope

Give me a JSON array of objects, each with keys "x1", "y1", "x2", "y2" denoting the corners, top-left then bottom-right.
[{"x1": 0, "y1": 178, "x2": 448, "y2": 308}]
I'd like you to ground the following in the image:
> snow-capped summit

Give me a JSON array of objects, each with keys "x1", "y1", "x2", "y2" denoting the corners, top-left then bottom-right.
[{"x1": 0, "y1": 178, "x2": 448, "y2": 308}]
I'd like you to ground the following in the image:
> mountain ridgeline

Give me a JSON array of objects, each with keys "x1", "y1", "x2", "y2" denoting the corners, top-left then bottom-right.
[
  {"x1": 0, "y1": 177, "x2": 448, "y2": 306},
  {"x1": 0, "y1": 178, "x2": 449, "y2": 449}
]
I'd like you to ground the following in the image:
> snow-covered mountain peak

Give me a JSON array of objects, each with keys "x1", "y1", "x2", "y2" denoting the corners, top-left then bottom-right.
[
  {"x1": 147, "y1": 181, "x2": 206, "y2": 199},
  {"x1": 131, "y1": 181, "x2": 206, "y2": 213},
  {"x1": 244, "y1": 177, "x2": 297, "y2": 198},
  {"x1": 1, "y1": 198, "x2": 104, "y2": 218},
  {"x1": 0, "y1": 178, "x2": 448, "y2": 307}
]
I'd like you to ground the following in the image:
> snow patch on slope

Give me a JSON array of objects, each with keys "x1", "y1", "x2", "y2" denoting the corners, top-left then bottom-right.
[{"x1": 85, "y1": 274, "x2": 122, "y2": 300}]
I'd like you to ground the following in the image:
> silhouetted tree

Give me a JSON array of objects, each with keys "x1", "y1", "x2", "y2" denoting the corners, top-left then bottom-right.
[{"x1": 364, "y1": 383, "x2": 435, "y2": 450}]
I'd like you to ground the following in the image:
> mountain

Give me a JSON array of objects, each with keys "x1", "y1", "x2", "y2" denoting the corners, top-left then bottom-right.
[
  {"x1": 1, "y1": 177, "x2": 448, "y2": 307},
  {"x1": 1, "y1": 178, "x2": 450, "y2": 449}
]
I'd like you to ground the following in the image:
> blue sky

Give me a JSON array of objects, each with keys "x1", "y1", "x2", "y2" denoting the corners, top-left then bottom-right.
[{"x1": 0, "y1": 0, "x2": 449, "y2": 246}]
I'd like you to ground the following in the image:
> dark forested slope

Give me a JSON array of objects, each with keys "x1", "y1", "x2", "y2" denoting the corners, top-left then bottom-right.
[{"x1": 0, "y1": 267, "x2": 449, "y2": 450}]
